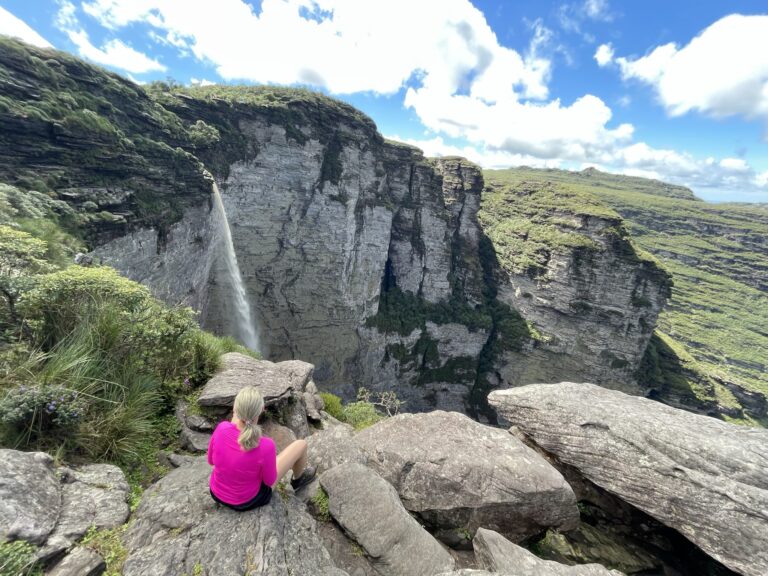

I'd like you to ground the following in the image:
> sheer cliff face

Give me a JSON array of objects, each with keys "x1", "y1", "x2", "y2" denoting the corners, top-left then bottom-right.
[
  {"x1": 0, "y1": 39, "x2": 670, "y2": 413},
  {"x1": 493, "y1": 217, "x2": 671, "y2": 395},
  {"x1": 173, "y1": 101, "x2": 668, "y2": 412}
]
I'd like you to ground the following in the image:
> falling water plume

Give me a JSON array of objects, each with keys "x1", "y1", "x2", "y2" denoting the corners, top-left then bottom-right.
[{"x1": 210, "y1": 180, "x2": 260, "y2": 352}]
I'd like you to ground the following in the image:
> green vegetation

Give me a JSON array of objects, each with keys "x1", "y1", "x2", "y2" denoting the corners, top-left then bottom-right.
[
  {"x1": 311, "y1": 487, "x2": 331, "y2": 522},
  {"x1": 319, "y1": 392, "x2": 344, "y2": 421},
  {"x1": 0, "y1": 205, "x2": 254, "y2": 494},
  {"x1": 491, "y1": 167, "x2": 767, "y2": 417},
  {"x1": 0, "y1": 37, "x2": 210, "y2": 236},
  {"x1": 318, "y1": 390, "x2": 388, "y2": 430},
  {"x1": 480, "y1": 169, "x2": 666, "y2": 280},
  {"x1": 0, "y1": 540, "x2": 42, "y2": 576},
  {"x1": 366, "y1": 285, "x2": 492, "y2": 336},
  {"x1": 81, "y1": 524, "x2": 128, "y2": 576}
]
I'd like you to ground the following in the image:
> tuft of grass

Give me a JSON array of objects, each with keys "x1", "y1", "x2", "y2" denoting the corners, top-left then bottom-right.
[
  {"x1": 81, "y1": 524, "x2": 128, "y2": 576},
  {"x1": 0, "y1": 540, "x2": 42, "y2": 576},
  {"x1": 311, "y1": 487, "x2": 331, "y2": 522}
]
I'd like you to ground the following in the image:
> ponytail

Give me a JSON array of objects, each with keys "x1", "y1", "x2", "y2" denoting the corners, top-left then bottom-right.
[{"x1": 233, "y1": 386, "x2": 264, "y2": 451}]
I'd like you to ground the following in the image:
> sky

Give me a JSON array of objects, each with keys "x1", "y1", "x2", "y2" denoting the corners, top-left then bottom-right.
[{"x1": 1, "y1": 1, "x2": 768, "y2": 203}]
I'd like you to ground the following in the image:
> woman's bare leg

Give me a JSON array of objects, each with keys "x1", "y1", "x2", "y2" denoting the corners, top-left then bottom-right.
[{"x1": 275, "y1": 439, "x2": 308, "y2": 484}]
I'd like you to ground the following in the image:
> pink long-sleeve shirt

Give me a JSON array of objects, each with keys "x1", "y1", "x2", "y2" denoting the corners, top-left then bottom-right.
[{"x1": 207, "y1": 421, "x2": 277, "y2": 505}]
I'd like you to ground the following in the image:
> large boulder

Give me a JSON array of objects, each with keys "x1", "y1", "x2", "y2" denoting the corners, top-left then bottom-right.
[
  {"x1": 351, "y1": 411, "x2": 579, "y2": 542},
  {"x1": 122, "y1": 457, "x2": 344, "y2": 576},
  {"x1": 198, "y1": 353, "x2": 312, "y2": 408},
  {"x1": 320, "y1": 463, "x2": 455, "y2": 576},
  {"x1": 0, "y1": 450, "x2": 60, "y2": 544},
  {"x1": 488, "y1": 383, "x2": 768, "y2": 576},
  {"x1": 0, "y1": 450, "x2": 129, "y2": 561},
  {"x1": 43, "y1": 464, "x2": 130, "y2": 556},
  {"x1": 197, "y1": 353, "x2": 320, "y2": 438},
  {"x1": 473, "y1": 528, "x2": 624, "y2": 575}
]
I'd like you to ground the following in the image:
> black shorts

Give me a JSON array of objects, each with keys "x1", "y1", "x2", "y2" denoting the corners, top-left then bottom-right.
[{"x1": 210, "y1": 482, "x2": 272, "y2": 511}]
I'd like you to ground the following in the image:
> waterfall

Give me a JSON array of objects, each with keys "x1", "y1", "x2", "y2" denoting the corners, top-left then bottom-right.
[{"x1": 210, "y1": 181, "x2": 260, "y2": 352}]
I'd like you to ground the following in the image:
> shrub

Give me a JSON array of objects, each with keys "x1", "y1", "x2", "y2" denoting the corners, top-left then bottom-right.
[
  {"x1": 188, "y1": 120, "x2": 221, "y2": 148},
  {"x1": 0, "y1": 384, "x2": 85, "y2": 445},
  {"x1": 319, "y1": 392, "x2": 344, "y2": 421},
  {"x1": 20, "y1": 266, "x2": 151, "y2": 347},
  {"x1": 341, "y1": 401, "x2": 384, "y2": 431}
]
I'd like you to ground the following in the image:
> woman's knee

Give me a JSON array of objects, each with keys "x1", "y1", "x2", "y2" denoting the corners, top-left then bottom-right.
[{"x1": 294, "y1": 438, "x2": 307, "y2": 453}]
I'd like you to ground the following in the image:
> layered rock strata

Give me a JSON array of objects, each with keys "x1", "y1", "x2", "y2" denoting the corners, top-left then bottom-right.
[
  {"x1": 0, "y1": 450, "x2": 128, "y2": 565},
  {"x1": 488, "y1": 383, "x2": 768, "y2": 576},
  {"x1": 0, "y1": 39, "x2": 673, "y2": 413},
  {"x1": 308, "y1": 410, "x2": 580, "y2": 544}
]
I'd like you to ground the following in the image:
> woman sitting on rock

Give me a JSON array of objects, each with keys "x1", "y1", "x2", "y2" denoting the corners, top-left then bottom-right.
[{"x1": 207, "y1": 386, "x2": 316, "y2": 510}]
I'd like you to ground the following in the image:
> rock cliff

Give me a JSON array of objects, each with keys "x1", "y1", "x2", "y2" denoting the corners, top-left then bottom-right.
[{"x1": 0, "y1": 38, "x2": 672, "y2": 415}]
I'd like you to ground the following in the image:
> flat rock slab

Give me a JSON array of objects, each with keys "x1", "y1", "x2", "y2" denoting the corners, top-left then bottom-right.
[
  {"x1": 0, "y1": 450, "x2": 128, "y2": 561},
  {"x1": 473, "y1": 528, "x2": 624, "y2": 575},
  {"x1": 46, "y1": 546, "x2": 105, "y2": 576},
  {"x1": 0, "y1": 450, "x2": 60, "y2": 544},
  {"x1": 198, "y1": 353, "x2": 313, "y2": 408},
  {"x1": 488, "y1": 383, "x2": 768, "y2": 576},
  {"x1": 320, "y1": 463, "x2": 455, "y2": 576},
  {"x1": 44, "y1": 464, "x2": 130, "y2": 556},
  {"x1": 123, "y1": 458, "x2": 343, "y2": 576},
  {"x1": 352, "y1": 411, "x2": 579, "y2": 542}
]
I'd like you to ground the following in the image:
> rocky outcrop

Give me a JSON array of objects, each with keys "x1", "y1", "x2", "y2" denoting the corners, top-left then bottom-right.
[
  {"x1": 0, "y1": 38, "x2": 674, "y2": 414},
  {"x1": 193, "y1": 352, "x2": 322, "y2": 440},
  {"x1": 310, "y1": 411, "x2": 579, "y2": 544},
  {"x1": 122, "y1": 457, "x2": 344, "y2": 576},
  {"x1": 0, "y1": 450, "x2": 128, "y2": 562},
  {"x1": 488, "y1": 383, "x2": 768, "y2": 576},
  {"x1": 473, "y1": 528, "x2": 624, "y2": 575},
  {"x1": 46, "y1": 547, "x2": 105, "y2": 576},
  {"x1": 320, "y1": 463, "x2": 455, "y2": 576}
]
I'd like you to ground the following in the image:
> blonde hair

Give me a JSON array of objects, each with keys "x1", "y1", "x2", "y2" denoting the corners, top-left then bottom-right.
[{"x1": 233, "y1": 386, "x2": 264, "y2": 451}]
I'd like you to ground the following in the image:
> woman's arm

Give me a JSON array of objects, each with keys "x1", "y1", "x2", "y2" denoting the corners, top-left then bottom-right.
[
  {"x1": 206, "y1": 431, "x2": 216, "y2": 466},
  {"x1": 263, "y1": 440, "x2": 278, "y2": 488}
]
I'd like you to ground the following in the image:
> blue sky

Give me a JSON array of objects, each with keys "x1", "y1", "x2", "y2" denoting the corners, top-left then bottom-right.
[{"x1": 1, "y1": 0, "x2": 767, "y2": 202}]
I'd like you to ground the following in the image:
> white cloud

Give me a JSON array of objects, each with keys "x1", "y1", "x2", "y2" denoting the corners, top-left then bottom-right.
[
  {"x1": 67, "y1": 0, "x2": 767, "y2": 201},
  {"x1": 79, "y1": 0, "x2": 553, "y2": 95},
  {"x1": 594, "y1": 43, "x2": 613, "y2": 67},
  {"x1": 583, "y1": 0, "x2": 612, "y2": 21},
  {"x1": 614, "y1": 14, "x2": 768, "y2": 123},
  {"x1": 387, "y1": 134, "x2": 563, "y2": 169},
  {"x1": 190, "y1": 77, "x2": 216, "y2": 86},
  {"x1": 0, "y1": 6, "x2": 52, "y2": 47},
  {"x1": 755, "y1": 171, "x2": 768, "y2": 187},
  {"x1": 55, "y1": 1, "x2": 165, "y2": 73}
]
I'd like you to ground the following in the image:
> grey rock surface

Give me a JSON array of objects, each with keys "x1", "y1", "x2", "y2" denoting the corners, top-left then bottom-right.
[
  {"x1": 307, "y1": 421, "x2": 364, "y2": 474},
  {"x1": 316, "y1": 521, "x2": 379, "y2": 576},
  {"x1": 320, "y1": 463, "x2": 455, "y2": 576},
  {"x1": 261, "y1": 420, "x2": 297, "y2": 453},
  {"x1": 0, "y1": 450, "x2": 59, "y2": 544},
  {"x1": 473, "y1": 528, "x2": 624, "y2": 575},
  {"x1": 353, "y1": 411, "x2": 579, "y2": 542},
  {"x1": 93, "y1": 201, "x2": 218, "y2": 316},
  {"x1": 44, "y1": 464, "x2": 129, "y2": 555},
  {"x1": 46, "y1": 547, "x2": 105, "y2": 576},
  {"x1": 488, "y1": 383, "x2": 768, "y2": 576},
  {"x1": 0, "y1": 450, "x2": 129, "y2": 565},
  {"x1": 123, "y1": 458, "x2": 342, "y2": 576},
  {"x1": 179, "y1": 426, "x2": 212, "y2": 453},
  {"x1": 198, "y1": 353, "x2": 310, "y2": 408}
]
